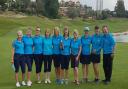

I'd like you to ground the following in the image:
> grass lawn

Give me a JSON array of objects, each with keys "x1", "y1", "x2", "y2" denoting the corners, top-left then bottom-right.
[{"x1": 0, "y1": 16, "x2": 128, "y2": 89}]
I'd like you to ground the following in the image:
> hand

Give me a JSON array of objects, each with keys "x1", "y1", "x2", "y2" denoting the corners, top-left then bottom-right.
[
  {"x1": 111, "y1": 53, "x2": 114, "y2": 59},
  {"x1": 92, "y1": 49, "x2": 96, "y2": 54},
  {"x1": 76, "y1": 56, "x2": 79, "y2": 61},
  {"x1": 11, "y1": 58, "x2": 14, "y2": 64}
]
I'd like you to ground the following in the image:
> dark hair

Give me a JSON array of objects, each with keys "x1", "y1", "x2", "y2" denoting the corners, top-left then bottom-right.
[
  {"x1": 95, "y1": 25, "x2": 99, "y2": 30},
  {"x1": 63, "y1": 26, "x2": 69, "y2": 37}
]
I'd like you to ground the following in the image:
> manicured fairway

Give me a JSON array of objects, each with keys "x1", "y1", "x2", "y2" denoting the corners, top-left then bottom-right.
[{"x1": 0, "y1": 16, "x2": 128, "y2": 89}]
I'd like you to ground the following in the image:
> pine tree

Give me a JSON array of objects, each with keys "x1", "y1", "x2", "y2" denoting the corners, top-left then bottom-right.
[{"x1": 115, "y1": 0, "x2": 126, "y2": 17}]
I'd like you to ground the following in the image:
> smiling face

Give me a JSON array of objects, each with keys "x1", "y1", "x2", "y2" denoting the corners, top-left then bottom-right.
[
  {"x1": 64, "y1": 27, "x2": 69, "y2": 37},
  {"x1": 95, "y1": 28, "x2": 100, "y2": 34},
  {"x1": 45, "y1": 29, "x2": 50, "y2": 37},
  {"x1": 35, "y1": 28, "x2": 41, "y2": 36},
  {"x1": 54, "y1": 27, "x2": 60, "y2": 36},
  {"x1": 102, "y1": 26, "x2": 109, "y2": 34},
  {"x1": 73, "y1": 30, "x2": 79, "y2": 39},
  {"x1": 17, "y1": 30, "x2": 23, "y2": 39},
  {"x1": 26, "y1": 29, "x2": 32, "y2": 37},
  {"x1": 84, "y1": 31, "x2": 89, "y2": 36}
]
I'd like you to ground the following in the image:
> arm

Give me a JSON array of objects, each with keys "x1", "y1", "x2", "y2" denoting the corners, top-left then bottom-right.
[{"x1": 11, "y1": 48, "x2": 14, "y2": 64}]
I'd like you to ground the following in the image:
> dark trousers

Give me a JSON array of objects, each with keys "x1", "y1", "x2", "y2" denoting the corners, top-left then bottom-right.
[
  {"x1": 34, "y1": 54, "x2": 43, "y2": 73},
  {"x1": 44, "y1": 55, "x2": 52, "y2": 72},
  {"x1": 103, "y1": 53, "x2": 113, "y2": 81}
]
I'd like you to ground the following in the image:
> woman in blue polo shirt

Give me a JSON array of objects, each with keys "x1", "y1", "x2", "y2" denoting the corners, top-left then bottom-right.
[
  {"x1": 91, "y1": 26, "x2": 103, "y2": 83},
  {"x1": 11, "y1": 30, "x2": 25, "y2": 87},
  {"x1": 43, "y1": 29, "x2": 53, "y2": 84},
  {"x1": 102, "y1": 25, "x2": 115, "y2": 84},
  {"x1": 60, "y1": 26, "x2": 71, "y2": 84},
  {"x1": 22, "y1": 28, "x2": 33, "y2": 86},
  {"x1": 80, "y1": 27, "x2": 92, "y2": 82},
  {"x1": 33, "y1": 27, "x2": 43, "y2": 84},
  {"x1": 52, "y1": 27, "x2": 62, "y2": 84},
  {"x1": 71, "y1": 29, "x2": 81, "y2": 85}
]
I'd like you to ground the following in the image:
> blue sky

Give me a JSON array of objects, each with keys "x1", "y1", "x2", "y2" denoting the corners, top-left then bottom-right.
[{"x1": 59, "y1": 0, "x2": 128, "y2": 11}]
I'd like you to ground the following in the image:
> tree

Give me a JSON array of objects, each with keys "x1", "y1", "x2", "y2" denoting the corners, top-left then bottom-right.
[
  {"x1": 115, "y1": 0, "x2": 126, "y2": 17},
  {"x1": 43, "y1": 0, "x2": 59, "y2": 18},
  {"x1": 126, "y1": 10, "x2": 128, "y2": 18},
  {"x1": 67, "y1": 7, "x2": 79, "y2": 19},
  {"x1": 0, "y1": 0, "x2": 7, "y2": 10}
]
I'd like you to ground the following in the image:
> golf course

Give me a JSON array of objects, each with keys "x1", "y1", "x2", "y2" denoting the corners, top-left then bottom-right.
[{"x1": 0, "y1": 16, "x2": 128, "y2": 89}]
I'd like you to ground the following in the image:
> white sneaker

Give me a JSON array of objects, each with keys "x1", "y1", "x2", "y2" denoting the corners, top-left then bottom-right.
[
  {"x1": 37, "y1": 80, "x2": 41, "y2": 84},
  {"x1": 27, "y1": 81, "x2": 32, "y2": 87},
  {"x1": 16, "y1": 82, "x2": 21, "y2": 87},
  {"x1": 47, "y1": 79, "x2": 51, "y2": 84},
  {"x1": 45, "y1": 79, "x2": 48, "y2": 84},
  {"x1": 22, "y1": 81, "x2": 26, "y2": 86}
]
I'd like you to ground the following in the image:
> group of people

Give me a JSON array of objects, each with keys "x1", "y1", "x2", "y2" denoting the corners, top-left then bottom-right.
[{"x1": 11, "y1": 25, "x2": 116, "y2": 87}]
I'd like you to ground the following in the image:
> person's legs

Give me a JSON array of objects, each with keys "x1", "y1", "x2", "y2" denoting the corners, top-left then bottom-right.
[
  {"x1": 20, "y1": 58, "x2": 26, "y2": 82},
  {"x1": 60, "y1": 55, "x2": 65, "y2": 81},
  {"x1": 82, "y1": 64, "x2": 86, "y2": 79},
  {"x1": 26, "y1": 55, "x2": 32, "y2": 82},
  {"x1": 34, "y1": 55, "x2": 42, "y2": 83},
  {"x1": 47, "y1": 56, "x2": 52, "y2": 82},
  {"x1": 44, "y1": 55, "x2": 48, "y2": 82},
  {"x1": 103, "y1": 54, "x2": 108, "y2": 81},
  {"x1": 93, "y1": 63, "x2": 99, "y2": 80},
  {"x1": 14, "y1": 57, "x2": 20, "y2": 82},
  {"x1": 54, "y1": 55, "x2": 61, "y2": 83},
  {"x1": 106, "y1": 54, "x2": 113, "y2": 82}
]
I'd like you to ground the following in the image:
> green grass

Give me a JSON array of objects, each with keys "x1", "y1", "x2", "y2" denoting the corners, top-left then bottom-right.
[{"x1": 0, "y1": 16, "x2": 128, "y2": 89}]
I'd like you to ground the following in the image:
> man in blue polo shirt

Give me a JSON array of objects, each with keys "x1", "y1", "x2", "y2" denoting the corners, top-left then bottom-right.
[
  {"x1": 102, "y1": 25, "x2": 116, "y2": 84},
  {"x1": 22, "y1": 28, "x2": 33, "y2": 86},
  {"x1": 33, "y1": 27, "x2": 43, "y2": 84},
  {"x1": 80, "y1": 27, "x2": 92, "y2": 82}
]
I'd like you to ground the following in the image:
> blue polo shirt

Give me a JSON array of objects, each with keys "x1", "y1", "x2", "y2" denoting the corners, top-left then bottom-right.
[
  {"x1": 22, "y1": 35, "x2": 33, "y2": 54},
  {"x1": 102, "y1": 33, "x2": 115, "y2": 54},
  {"x1": 52, "y1": 35, "x2": 62, "y2": 55},
  {"x1": 43, "y1": 36, "x2": 53, "y2": 55},
  {"x1": 81, "y1": 35, "x2": 92, "y2": 55},
  {"x1": 61, "y1": 37, "x2": 71, "y2": 55},
  {"x1": 12, "y1": 39, "x2": 24, "y2": 54},
  {"x1": 33, "y1": 35, "x2": 43, "y2": 54},
  {"x1": 91, "y1": 34, "x2": 103, "y2": 54},
  {"x1": 71, "y1": 38, "x2": 81, "y2": 55}
]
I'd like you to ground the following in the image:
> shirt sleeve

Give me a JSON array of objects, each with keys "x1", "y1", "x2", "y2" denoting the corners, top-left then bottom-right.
[{"x1": 12, "y1": 40, "x2": 15, "y2": 48}]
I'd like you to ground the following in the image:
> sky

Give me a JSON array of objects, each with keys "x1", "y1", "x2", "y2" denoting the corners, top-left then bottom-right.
[{"x1": 59, "y1": 0, "x2": 128, "y2": 11}]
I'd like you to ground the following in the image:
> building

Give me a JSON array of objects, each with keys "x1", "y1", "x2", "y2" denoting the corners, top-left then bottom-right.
[{"x1": 96, "y1": 0, "x2": 103, "y2": 12}]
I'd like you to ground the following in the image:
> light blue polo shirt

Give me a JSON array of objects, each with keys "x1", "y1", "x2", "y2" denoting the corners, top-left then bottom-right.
[
  {"x1": 52, "y1": 35, "x2": 62, "y2": 55},
  {"x1": 71, "y1": 38, "x2": 81, "y2": 55},
  {"x1": 61, "y1": 37, "x2": 71, "y2": 55},
  {"x1": 33, "y1": 35, "x2": 43, "y2": 54},
  {"x1": 91, "y1": 34, "x2": 103, "y2": 54},
  {"x1": 102, "y1": 33, "x2": 115, "y2": 54},
  {"x1": 22, "y1": 35, "x2": 33, "y2": 54},
  {"x1": 43, "y1": 36, "x2": 53, "y2": 55},
  {"x1": 12, "y1": 39, "x2": 24, "y2": 54},
  {"x1": 81, "y1": 35, "x2": 92, "y2": 55}
]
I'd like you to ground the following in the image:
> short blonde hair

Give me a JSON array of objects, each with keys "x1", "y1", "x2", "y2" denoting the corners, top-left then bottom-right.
[
  {"x1": 27, "y1": 28, "x2": 32, "y2": 33},
  {"x1": 54, "y1": 27, "x2": 60, "y2": 33},
  {"x1": 73, "y1": 29, "x2": 79, "y2": 35},
  {"x1": 45, "y1": 28, "x2": 51, "y2": 36},
  {"x1": 17, "y1": 30, "x2": 23, "y2": 36}
]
